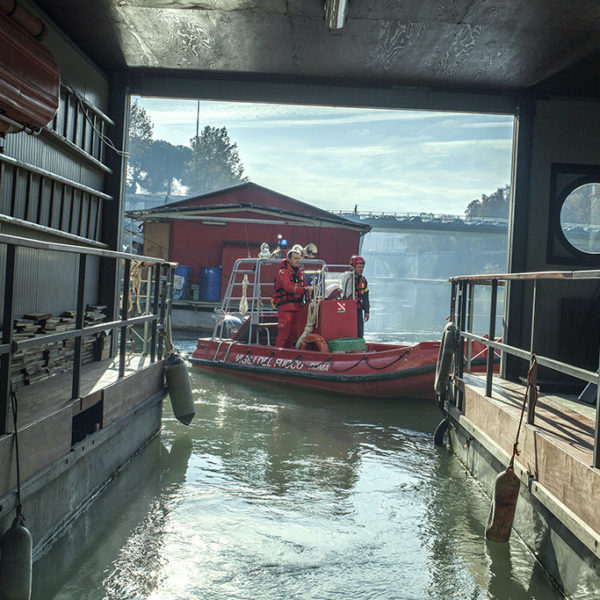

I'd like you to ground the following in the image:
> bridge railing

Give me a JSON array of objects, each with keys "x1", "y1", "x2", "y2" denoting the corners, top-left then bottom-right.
[{"x1": 331, "y1": 210, "x2": 509, "y2": 226}]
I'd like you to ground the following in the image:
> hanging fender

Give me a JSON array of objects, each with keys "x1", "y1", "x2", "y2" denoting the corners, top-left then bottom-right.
[
  {"x1": 0, "y1": 516, "x2": 32, "y2": 600},
  {"x1": 485, "y1": 466, "x2": 520, "y2": 542},
  {"x1": 299, "y1": 333, "x2": 329, "y2": 353},
  {"x1": 434, "y1": 322, "x2": 457, "y2": 396},
  {"x1": 164, "y1": 354, "x2": 195, "y2": 426}
]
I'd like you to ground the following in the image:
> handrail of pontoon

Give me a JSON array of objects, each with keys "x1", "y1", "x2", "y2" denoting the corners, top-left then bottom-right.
[
  {"x1": 0, "y1": 232, "x2": 176, "y2": 434},
  {"x1": 449, "y1": 270, "x2": 600, "y2": 468}
]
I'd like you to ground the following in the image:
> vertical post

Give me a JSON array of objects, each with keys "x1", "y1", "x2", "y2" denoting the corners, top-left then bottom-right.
[
  {"x1": 485, "y1": 279, "x2": 498, "y2": 397},
  {"x1": 0, "y1": 244, "x2": 16, "y2": 434},
  {"x1": 166, "y1": 264, "x2": 175, "y2": 355},
  {"x1": 455, "y1": 281, "x2": 467, "y2": 410},
  {"x1": 142, "y1": 264, "x2": 151, "y2": 355},
  {"x1": 150, "y1": 263, "x2": 161, "y2": 363},
  {"x1": 504, "y1": 94, "x2": 535, "y2": 381},
  {"x1": 158, "y1": 264, "x2": 167, "y2": 361},
  {"x1": 119, "y1": 258, "x2": 131, "y2": 378},
  {"x1": 466, "y1": 283, "x2": 475, "y2": 372},
  {"x1": 594, "y1": 352, "x2": 600, "y2": 468},
  {"x1": 99, "y1": 74, "x2": 129, "y2": 355},
  {"x1": 456, "y1": 282, "x2": 466, "y2": 376},
  {"x1": 72, "y1": 253, "x2": 87, "y2": 399}
]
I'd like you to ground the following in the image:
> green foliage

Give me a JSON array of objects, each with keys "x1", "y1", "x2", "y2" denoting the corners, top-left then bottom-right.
[
  {"x1": 183, "y1": 126, "x2": 248, "y2": 196},
  {"x1": 465, "y1": 184, "x2": 510, "y2": 219},
  {"x1": 127, "y1": 100, "x2": 154, "y2": 193},
  {"x1": 144, "y1": 141, "x2": 192, "y2": 194},
  {"x1": 126, "y1": 107, "x2": 248, "y2": 197}
]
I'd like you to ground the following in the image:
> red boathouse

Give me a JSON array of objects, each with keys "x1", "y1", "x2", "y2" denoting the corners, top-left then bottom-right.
[{"x1": 127, "y1": 182, "x2": 371, "y2": 302}]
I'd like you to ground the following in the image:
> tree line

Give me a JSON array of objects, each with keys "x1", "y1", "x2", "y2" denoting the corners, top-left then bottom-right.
[
  {"x1": 465, "y1": 182, "x2": 600, "y2": 224},
  {"x1": 127, "y1": 100, "x2": 248, "y2": 196}
]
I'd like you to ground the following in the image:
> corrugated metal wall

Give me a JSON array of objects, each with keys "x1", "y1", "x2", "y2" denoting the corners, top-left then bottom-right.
[
  {"x1": 0, "y1": 245, "x2": 100, "y2": 322},
  {"x1": 1, "y1": 4, "x2": 118, "y2": 325}
]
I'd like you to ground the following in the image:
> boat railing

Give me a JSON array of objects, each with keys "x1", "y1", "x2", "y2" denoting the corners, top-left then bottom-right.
[
  {"x1": 212, "y1": 258, "x2": 353, "y2": 342},
  {"x1": 448, "y1": 269, "x2": 600, "y2": 467},
  {"x1": 0, "y1": 232, "x2": 176, "y2": 434}
]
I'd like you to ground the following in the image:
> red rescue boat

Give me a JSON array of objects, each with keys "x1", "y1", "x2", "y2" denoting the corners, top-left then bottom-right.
[{"x1": 189, "y1": 258, "x2": 489, "y2": 398}]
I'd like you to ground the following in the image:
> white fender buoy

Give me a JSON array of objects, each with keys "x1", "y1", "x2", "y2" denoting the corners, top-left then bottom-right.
[
  {"x1": 164, "y1": 354, "x2": 195, "y2": 425},
  {"x1": 0, "y1": 516, "x2": 32, "y2": 600},
  {"x1": 434, "y1": 321, "x2": 457, "y2": 396},
  {"x1": 485, "y1": 466, "x2": 520, "y2": 542}
]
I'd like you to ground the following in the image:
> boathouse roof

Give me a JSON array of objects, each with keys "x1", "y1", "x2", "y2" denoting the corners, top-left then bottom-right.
[{"x1": 126, "y1": 182, "x2": 371, "y2": 234}]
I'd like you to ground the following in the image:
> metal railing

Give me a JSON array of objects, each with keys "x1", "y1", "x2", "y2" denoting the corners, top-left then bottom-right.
[
  {"x1": 0, "y1": 232, "x2": 176, "y2": 434},
  {"x1": 212, "y1": 258, "x2": 355, "y2": 344},
  {"x1": 331, "y1": 209, "x2": 509, "y2": 226},
  {"x1": 448, "y1": 269, "x2": 600, "y2": 467}
]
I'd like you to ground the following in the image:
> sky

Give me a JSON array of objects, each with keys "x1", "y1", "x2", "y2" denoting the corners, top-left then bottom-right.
[{"x1": 134, "y1": 97, "x2": 514, "y2": 215}]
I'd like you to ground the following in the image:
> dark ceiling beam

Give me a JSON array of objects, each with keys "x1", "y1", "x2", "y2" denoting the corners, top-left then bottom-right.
[{"x1": 127, "y1": 69, "x2": 518, "y2": 115}]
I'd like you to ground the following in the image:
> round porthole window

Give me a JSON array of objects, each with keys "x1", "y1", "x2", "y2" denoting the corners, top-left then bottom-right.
[{"x1": 560, "y1": 182, "x2": 600, "y2": 254}]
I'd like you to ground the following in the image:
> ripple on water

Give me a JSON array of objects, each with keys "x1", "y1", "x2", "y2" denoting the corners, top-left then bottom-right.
[{"x1": 35, "y1": 337, "x2": 566, "y2": 600}]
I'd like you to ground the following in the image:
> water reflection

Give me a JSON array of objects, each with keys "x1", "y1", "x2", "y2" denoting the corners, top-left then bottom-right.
[{"x1": 33, "y1": 362, "x2": 562, "y2": 600}]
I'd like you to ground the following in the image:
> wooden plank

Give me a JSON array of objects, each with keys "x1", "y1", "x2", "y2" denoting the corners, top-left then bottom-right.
[
  {"x1": 102, "y1": 361, "x2": 164, "y2": 426},
  {"x1": 144, "y1": 222, "x2": 170, "y2": 260},
  {"x1": 79, "y1": 389, "x2": 103, "y2": 414}
]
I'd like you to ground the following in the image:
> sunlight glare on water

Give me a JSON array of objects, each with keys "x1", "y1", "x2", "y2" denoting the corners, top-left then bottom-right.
[{"x1": 33, "y1": 338, "x2": 562, "y2": 600}]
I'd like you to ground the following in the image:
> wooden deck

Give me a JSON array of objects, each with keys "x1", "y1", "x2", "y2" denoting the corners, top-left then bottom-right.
[
  {"x1": 460, "y1": 372, "x2": 600, "y2": 539},
  {"x1": 0, "y1": 354, "x2": 165, "y2": 497},
  {"x1": 8, "y1": 354, "x2": 160, "y2": 430}
]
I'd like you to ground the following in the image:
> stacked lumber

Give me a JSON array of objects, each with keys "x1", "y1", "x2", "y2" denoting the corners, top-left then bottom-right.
[
  {"x1": 85, "y1": 305, "x2": 107, "y2": 326},
  {"x1": 1, "y1": 307, "x2": 109, "y2": 389}
]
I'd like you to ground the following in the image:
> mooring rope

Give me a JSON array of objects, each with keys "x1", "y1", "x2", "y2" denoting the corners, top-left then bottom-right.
[
  {"x1": 239, "y1": 274, "x2": 249, "y2": 317},
  {"x1": 128, "y1": 259, "x2": 144, "y2": 314},
  {"x1": 9, "y1": 388, "x2": 24, "y2": 522},
  {"x1": 509, "y1": 354, "x2": 538, "y2": 469}
]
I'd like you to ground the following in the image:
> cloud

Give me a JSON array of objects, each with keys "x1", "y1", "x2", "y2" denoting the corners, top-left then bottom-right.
[{"x1": 134, "y1": 97, "x2": 513, "y2": 214}]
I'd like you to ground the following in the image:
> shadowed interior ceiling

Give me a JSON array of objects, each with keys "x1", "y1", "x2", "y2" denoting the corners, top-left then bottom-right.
[{"x1": 33, "y1": 0, "x2": 600, "y2": 99}]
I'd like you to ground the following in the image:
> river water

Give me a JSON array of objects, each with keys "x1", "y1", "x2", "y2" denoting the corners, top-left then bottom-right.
[{"x1": 32, "y1": 335, "x2": 563, "y2": 600}]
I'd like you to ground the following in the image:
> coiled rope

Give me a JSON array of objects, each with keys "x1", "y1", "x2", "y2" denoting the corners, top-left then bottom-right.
[
  {"x1": 239, "y1": 274, "x2": 249, "y2": 317},
  {"x1": 296, "y1": 277, "x2": 322, "y2": 349}
]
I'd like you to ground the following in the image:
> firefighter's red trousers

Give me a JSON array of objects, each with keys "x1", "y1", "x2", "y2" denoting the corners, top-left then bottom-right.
[{"x1": 276, "y1": 307, "x2": 302, "y2": 348}]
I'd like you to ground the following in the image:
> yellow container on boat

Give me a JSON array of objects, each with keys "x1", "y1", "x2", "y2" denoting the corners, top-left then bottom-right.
[{"x1": 328, "y1": 337, "x2": 367, "y2": 353}]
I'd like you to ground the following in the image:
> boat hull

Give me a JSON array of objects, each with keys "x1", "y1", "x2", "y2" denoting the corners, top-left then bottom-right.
[{"x1": 190, "y1": 339, "x2": 442, "y2": 399}]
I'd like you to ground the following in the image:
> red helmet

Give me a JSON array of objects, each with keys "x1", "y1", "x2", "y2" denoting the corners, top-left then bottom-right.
[{"x1": 350, "y1": 255, "x2": 365, "y2": 267}]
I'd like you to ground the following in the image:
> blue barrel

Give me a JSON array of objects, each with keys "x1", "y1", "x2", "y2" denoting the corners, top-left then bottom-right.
[
  {"x1": 174, "y1": 265, "x2": 192, "y2": 300},
  {"x1": 199, "y1": 266, "x2": 221, "y2": 302}
]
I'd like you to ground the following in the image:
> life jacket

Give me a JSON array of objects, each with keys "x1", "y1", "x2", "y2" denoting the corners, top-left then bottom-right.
[
  {"x1": 354, "y1": 274, "x2": 369, "y2": 310},
  {"x1": 272, "y1": 260, "x2": 307, "y2": 308}
]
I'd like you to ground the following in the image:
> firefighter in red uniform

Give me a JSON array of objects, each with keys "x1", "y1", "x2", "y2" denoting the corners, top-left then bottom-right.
[
  {"x1": 272, "y1": 249, "x2": 311, "y2": 347},
  {"x1": 342, "y1": 255, "x2": 370, "y2": 338}
]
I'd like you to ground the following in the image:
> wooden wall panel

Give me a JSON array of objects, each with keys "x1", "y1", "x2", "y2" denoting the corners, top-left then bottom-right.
[
  {"x1": 102, "y1": 362, "x2": 164, "y2": 426},
  {"x1": 0, "y1": 405, "x2": 72, "y2": 496}
]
